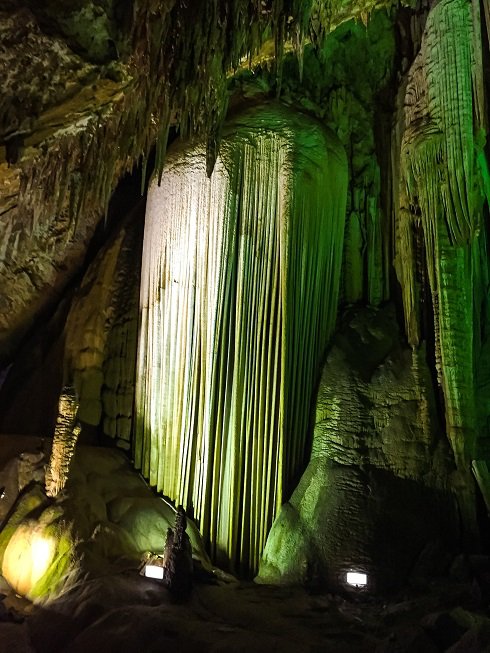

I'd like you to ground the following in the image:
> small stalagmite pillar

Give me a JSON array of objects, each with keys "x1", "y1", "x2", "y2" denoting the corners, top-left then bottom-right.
[{"x1": 45, "y1": 385, "x2": 81, "y2": 498}]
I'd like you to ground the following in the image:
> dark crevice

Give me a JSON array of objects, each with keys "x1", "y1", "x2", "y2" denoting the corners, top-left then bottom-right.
[{"x1": 0, "y1": 158, "x2": 150, "y2": 436}]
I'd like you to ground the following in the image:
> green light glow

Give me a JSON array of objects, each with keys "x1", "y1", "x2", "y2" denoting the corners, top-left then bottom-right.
[
  {"x1": 134, "y1": 104, "x2": 347, "y2": 573},
  {"x1": 395, "y1": 0, "x2": 489, "y2": 474}
]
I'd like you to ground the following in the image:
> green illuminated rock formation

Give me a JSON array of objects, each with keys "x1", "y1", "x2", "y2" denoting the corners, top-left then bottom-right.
[
  {"x1": 1, "y1": 0, "x2": 490, "y2": 591},
  {"x1": 257, "y1": 304, "x2": 459, "y2": 589},
  {"x1": 135, "y1": 103, "x2": 347, "y2": 573},
  {"x1": 394, "y1": 0, "x2": 490, "y2": 534}
]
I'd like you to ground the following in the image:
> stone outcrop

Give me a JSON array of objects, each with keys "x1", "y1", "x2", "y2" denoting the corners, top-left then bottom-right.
[
  {"x1": 258, "y1": 305, "x2": 459, "y2": 591},
  {"x1": 0, "y1": 443, "x2": 210, "y2": 603}
]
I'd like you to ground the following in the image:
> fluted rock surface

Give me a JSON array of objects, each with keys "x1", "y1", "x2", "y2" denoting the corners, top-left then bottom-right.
[{"x1": 135, "y1": 102, "x2": 348, "y2": 574}]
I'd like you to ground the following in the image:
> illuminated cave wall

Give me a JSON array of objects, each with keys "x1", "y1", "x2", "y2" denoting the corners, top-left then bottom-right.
[
  {"x1": 1, "y1": 0, "x2": 490, "y2": 587},
  {"x1": 134, "y1": 104, "x2": 347, "y2": 573},
  {"x1": 394, "y1": 0, "x2": 490, "y2": 530},
  {"x1": 133, "y1": 0, "x2": 490, "y2": 579}
]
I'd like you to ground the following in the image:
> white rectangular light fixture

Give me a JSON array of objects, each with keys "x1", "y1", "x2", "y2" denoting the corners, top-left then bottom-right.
[
  {"x1": 346, "y1": 571, "x2": 367, "y2": 587},
  {"x1": 144, "y1": 564, "x2": 164, "y2": 580}
]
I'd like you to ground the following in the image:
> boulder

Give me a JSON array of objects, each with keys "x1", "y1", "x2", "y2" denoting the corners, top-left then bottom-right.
[{"x1": 258, "y1": 305, "x2": 459, "y2": 591}]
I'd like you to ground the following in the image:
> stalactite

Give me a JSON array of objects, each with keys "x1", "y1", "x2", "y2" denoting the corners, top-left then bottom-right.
[
  {"x1": 9, "y1": 0, "x2": 396, "y2": 244},
  {"x1": 394, "y1": 207, "x2": 419, "y2": 346},
  {"x1": 135, "y1": 103, "x2": 347, "y2": 573},
  {"x1": 258, "y1": 304, "x2": 459, "y2": 589},
  {"x1": 395, "y1": 0, "x2": 489, "y2": 483},
  {"x1": 420, "y1": 0, "x2": 477, "y2": 245},
  {"x1": 2, "y1": 2, "x2": 399, "y2": 363},
  {"x1": 45, "y1": 386, "x2": 81, "y2": 498},
  {"x1": 63, "y1": 214, "x2": 142, "y2": 446}
]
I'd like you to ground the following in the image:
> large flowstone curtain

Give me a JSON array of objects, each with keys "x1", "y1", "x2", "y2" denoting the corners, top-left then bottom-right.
[{"x1": 135, "y1": 103, "x2": 347, "y2": 573}]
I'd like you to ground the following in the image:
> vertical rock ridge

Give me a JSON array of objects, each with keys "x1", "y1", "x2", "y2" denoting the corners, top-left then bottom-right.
[{"x1": 134, "y1": 103, "x2": 347, "y2": 573}]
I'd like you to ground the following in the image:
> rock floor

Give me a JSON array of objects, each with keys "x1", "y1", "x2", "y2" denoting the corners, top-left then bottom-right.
[
  {"x1": 1, "y1": 435, "x2": 490, "y2": 652},
  {"x1": 2, "y1": 569, "x2": 490, "y2": 652}
]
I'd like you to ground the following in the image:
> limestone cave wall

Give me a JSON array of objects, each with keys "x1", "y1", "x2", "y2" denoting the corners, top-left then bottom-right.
[{"x1": 1, "y1": 0, "x2": 490, "y2": 586}]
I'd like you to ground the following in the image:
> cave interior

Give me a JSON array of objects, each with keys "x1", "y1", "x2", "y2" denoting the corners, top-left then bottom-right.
[{"x1": 1, "y1": 0, "x2": 490, "y2": 651}]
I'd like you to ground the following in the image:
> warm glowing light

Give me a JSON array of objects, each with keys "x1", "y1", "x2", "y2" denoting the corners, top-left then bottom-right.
[
  {"x1": 31, "y1": 536, "x2": 55, "y2": 585},
  {"x1": 346, "y1": 571, "x2": 367, "y2": 587},
  {"x1": 145, "y1": 564, "x2": 164, "y2": 580},
  {"x1": 2, "y1": 526, "x2": 57, "y2": 598}
]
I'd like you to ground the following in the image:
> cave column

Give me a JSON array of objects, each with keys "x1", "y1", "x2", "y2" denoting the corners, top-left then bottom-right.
[{"x1": 134, "y1": 104, "x2": 347, "y2": 573}]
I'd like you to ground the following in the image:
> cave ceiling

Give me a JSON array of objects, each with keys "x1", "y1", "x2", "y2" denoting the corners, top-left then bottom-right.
[{"x1": 0, "y1": 0, "x2": 406, "y2": 359}]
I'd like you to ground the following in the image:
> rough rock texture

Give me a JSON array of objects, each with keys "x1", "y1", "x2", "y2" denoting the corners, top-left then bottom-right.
[
  {"x1": 258, "y1": 305, "x2": 459, "y2": 591},
  {"x1": 0, "y1": 441, "x2": 210, "y2": 603},
  {"x1": 231, "y1": 10, "x2": 396, "y2": 306},
  {"x1": 284, "y1": 11, "x2": 395, "y2": 306},
  {"x1": 394, "y1": 0, "x2": 489, "y2": 479},
  {"x1": 65, "y1": 203, "x2": 143, "y2": 443},
  {"x1": 0, "y1": 436, "x2": 47, "y2": 524},
  {"x1": 0, "y1": 1, "x2": 397, "y2": 364},
  {"x1": 0, "y1": 3, "x2": 137, "y2": 361},
  {"x1": 0, "y1": 194, "x2": 143, "y2": 439},
  {"x1": 0, "y1": 6, "x2": 147, "y2": 362},
  {"x1": 45, "y1": 386, "x2": 81, "y2": 497},
  {"x1": 0, "y1": 8, "x2": 97, "y2": 142},
  {"x1": 0, "y1": 71, "x2": 132, "y2": 362}
]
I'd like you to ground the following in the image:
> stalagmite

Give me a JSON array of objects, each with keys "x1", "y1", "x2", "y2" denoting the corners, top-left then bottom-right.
[
  {"x1": 257, "y1": 305, "x2": 459, "y2": 590},
  {"x1": 135, "y1": 103, "x2": 347, "y2": 573},
  {"x1": 45, "y1": 386, "x2": 81, "y2": 498}
]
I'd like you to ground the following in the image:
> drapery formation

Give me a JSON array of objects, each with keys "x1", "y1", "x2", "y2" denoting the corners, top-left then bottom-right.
[
  {"x1": 135, "y1": 104, "x2": 347, "y2": 572},
  {"x1": 395, "y1": 0, "x2": 490, "y2": 479}
]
